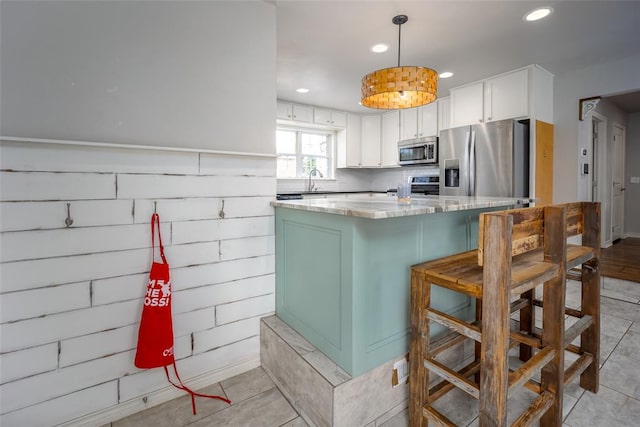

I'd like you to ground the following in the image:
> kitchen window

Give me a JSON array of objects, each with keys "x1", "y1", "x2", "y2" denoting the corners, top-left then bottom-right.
[{"x1": 276, "y1": 127, "x2": 334, "y2": 179}]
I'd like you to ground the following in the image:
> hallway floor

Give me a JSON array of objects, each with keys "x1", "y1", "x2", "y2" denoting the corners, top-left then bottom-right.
[{"x1": 110, "y1": 275, "x2": 640, "y2": 426}]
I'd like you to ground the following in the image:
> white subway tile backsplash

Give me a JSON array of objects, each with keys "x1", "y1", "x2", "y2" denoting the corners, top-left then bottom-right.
[
  {"x1": 192, "y1": 317, "x2": 260, "y2": 354},
  {"x1": 0, "y1": 171, "x2": 116, "y2": 201},
  {"x1": 92, "y1": 273, "x2": 148, "y2": 306},
  {"x1": 0, "y1": 381, "x2": 118, "y2": 427},
  {"x1": 223, "y1": 196, "x2": 274, "y2": 218},
  {"x1": 171, "y1": 255, "x2": 275, "y2": 292},
  {"x1": 0, "y1": 282, "x2": 90, "y2": 323},
  {"x1": 1, "y1": 224, "x2": 152, "y2": 262},
  {"x1": 1, "y1": 248, "x2": 150, "y2": 292},
  {"x1": 220, "y1": 235, "x2": 275, "y2": 261},
  {"x1": 0, "y1": 141, "x2": 200, "y2": 174},
  {"x1": 0, "y1": 343, "x2": 58, "y2": 385},
  {"x1": 215, "y1": 294, "x2": 275, "y2": 326},
  {"x1": 0, "y1": 200, "x2": 134, "y2": 232},
  {"x1": 0, "y1": 351, "x2": 133, "y2": 414},
  {"x1": 117, "y1": 365, "x2": 171, "y2": 403},
  {"x1": 133, "y1": 196, "x2": 274, "y2": 223},
  {"x1": 0, "y1": 300, "x2": 141, "y2": 353},
  {"x1": 176, "y1": 336, "x2": 260, "y2": 380},
  {"x1": 116, "y1": 174, "x2": 275, "y2": 199},
  {"x1": 59, "y1": 324, "x2": 138, "y2": 368},
  {"x1": 164, "y1": 241, "x2": 220, "y2": 267},
  {"x1": 199, "y1": 154, "x2": 276, "y2": 177},
  {"x1": 173, "y1": 307, "x2": 216, "y2": 337},
  {"x1": 171, "y1": 216, "x2": 274, "y2": 245},
  {"x1": 134, "y1": 198, "x2": 222, "y2": 223},
  {"x1": 172, "y1": 274, "x2": 275, "y2": 314}
]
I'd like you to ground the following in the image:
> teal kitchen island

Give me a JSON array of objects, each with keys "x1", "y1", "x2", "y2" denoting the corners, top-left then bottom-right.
[{"x1": 272, "y1": 194, "x2": 528, "y2": 377}]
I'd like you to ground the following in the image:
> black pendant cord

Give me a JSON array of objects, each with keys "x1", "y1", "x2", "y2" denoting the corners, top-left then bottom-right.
[{"x1": 397, "y1": 23, "x2": 401, "y2": 67}]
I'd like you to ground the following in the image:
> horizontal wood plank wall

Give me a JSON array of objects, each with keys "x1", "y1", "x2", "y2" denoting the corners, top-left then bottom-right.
[{"x1": 0, "y1": 140, "x2": 277, "y2": 426}]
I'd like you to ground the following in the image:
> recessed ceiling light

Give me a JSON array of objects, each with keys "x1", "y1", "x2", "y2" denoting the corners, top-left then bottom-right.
[
  {"x1": 296, "y1": 88, "x2": 309, "y2": 93},
  {"x1": 439, "y1": 71, "x2": 454, "y2": 79},
  {"x1": 524, "y1": 7, "x2": 553, "y2": 22},
  {"x1": 370, "y1": 43, "x2": 389, "y2": 53}
]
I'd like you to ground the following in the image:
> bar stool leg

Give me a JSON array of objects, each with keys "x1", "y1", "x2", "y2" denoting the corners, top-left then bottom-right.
[
  {"x1": 410, "y1": 270, "x2": 430, "y2": 427},
  {"x1": 540, "y1": 206, "x2": 566, "y2": 426},
  {"x1": 479, "y1": 214, "x2": 511, "y2": 427},
  {"x1": 580, "y1": 202, "x2": 600, "y2": 393},
  {"x1": 519, "y1": 289, "x2": 535, "y2": 362}
]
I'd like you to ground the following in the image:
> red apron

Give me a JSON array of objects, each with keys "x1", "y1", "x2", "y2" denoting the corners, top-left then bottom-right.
[{"x1": 135, "y1": 213, "x2": 230, "y2": 413}]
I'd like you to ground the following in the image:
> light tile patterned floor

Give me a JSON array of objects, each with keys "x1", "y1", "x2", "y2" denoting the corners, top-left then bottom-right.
[{"x1": 111, "y1": 276, "x2": 640, "y2": 426}]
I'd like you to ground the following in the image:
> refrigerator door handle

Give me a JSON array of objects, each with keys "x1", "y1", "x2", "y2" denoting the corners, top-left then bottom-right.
[{"x1": 469, "y1": 130, "x2": 476, "y2": 196}]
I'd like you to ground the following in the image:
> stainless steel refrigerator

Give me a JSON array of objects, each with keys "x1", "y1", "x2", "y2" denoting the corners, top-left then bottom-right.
[{"x1": 439, "y1": 119, "x2": 529, "y2": 197}]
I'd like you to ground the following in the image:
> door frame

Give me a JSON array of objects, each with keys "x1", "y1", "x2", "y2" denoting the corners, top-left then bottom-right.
[
  {"x1": 590, "y1": 112, "x2": 610, "y2": 247},
  {"x1": 611, "y1": 122, "x2": 626, "y2": 241}
]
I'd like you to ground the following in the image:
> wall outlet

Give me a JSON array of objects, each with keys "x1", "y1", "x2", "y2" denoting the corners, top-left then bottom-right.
[
  {"x1": 631, "y1": 177, "x2": 640, "y2": 184},
  {"x1": 392, "y1": 358, "x2": 409, "y2": 388}
]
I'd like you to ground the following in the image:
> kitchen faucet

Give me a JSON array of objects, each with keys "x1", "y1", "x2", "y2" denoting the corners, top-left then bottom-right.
[{"x1": 307, "y1": 167, "x2": 323, "y2": 192}]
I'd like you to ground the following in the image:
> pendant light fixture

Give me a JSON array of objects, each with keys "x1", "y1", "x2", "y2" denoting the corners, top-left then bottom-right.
[{"x1": 361, "y1": 15, "x2": 438, "y2": 109}]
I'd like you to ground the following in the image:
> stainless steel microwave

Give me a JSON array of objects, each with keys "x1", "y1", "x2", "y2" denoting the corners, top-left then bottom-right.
[{"x1": 398, "y1": 136, "x2": 438, "y2": 165}]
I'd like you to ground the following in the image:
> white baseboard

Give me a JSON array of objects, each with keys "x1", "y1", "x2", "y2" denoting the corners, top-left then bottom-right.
[
  {"x1": 58, "y1": 356, "x2": 260, "y2": 427},
  {"x1": 624, "y1": 231, "x2": 640, "y2": 238}
]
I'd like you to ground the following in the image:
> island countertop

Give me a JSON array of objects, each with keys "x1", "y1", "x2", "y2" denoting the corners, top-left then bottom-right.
[{"x1": 271, "y1": 193, "x2": 532, "y2": 219}]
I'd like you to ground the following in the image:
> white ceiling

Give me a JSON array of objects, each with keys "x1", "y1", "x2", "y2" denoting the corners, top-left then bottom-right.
[{"x1": 276, "y1": 0, "x2": 640, "y2": 113}]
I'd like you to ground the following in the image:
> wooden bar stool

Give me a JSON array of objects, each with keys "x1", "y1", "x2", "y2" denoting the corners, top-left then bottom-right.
[
  {"x1": 515, "y1": 202, "x2": 600, "y2": 394},
  {"x1": 409, "y1": 204, "x2": 595, "y2": 426}
]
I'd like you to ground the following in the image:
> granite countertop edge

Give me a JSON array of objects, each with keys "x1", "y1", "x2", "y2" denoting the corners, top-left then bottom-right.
[{"x1": 271, "y1": 196, "x2": 534, "y2": 219}]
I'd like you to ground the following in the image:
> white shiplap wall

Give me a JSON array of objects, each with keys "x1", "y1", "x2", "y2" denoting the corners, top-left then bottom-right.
[{"x1": 0, "y1": 139, "x2": 276, "y2": 426}]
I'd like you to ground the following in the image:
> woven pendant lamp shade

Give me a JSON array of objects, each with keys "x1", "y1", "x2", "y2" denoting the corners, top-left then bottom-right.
[
  {"x1": 361, "y1": 66, "x2": 438, "y2": 109},
  {"x1": 361, "y1": 15, "x2": 438, "y2": 110}
]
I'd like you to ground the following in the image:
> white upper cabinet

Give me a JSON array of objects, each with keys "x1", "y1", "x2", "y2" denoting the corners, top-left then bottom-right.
[
  {"x1": 361, "y1": 115, "x2": 382, "y2": 167},
  {"x1": 438, "y1": 97, "x2": 451, "y2": 131},
  {"x1": 484, "y1": 68, "x2": 528, "y2": 122},
  {"x1": 381, "y1": 110, "x2": 400, "y2": 167},
  {"x1": 400, "y1": 108, "x2": 419, "y2": 140},
  {"x1": 337, "y1": 113, "x2": 362, "y2": 168},
  {"x1": 314, "y1": 109, "x2": 347, "y2": 128},
  {"x1": 276, "y1": 101, "x2": 293, "y2": 120},
  {"x1": 448, "y1": 66, "x2": 552, "y2": 128},
  {"x1": 276, "y1": 101, "x2": 313, "y2": 122},
  {"x1": 291, "y1": 104, "x2": 313, "y2": 122},
  {"x1": 400, "y1": 101, "x2": 439, "y2": 140},
  {"x1": 420, "y1": 102, "x2": 438, "y2": 137},
  {"x1": 450, "y1": 82, "x2": 484, "y2": 127}
]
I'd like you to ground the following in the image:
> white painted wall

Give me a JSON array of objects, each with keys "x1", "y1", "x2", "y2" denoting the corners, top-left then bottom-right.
[
  {"x1": 625, "y1": 112, "x2": 640, "y2": 236},
  {"x1": 0, "y1": 140, "x2": 276, "y2": 426},
  {"x1": 0, "y1": 1, "x2": 276, "y2": 155},
  {"x1": 553, "y1": 53, "x2": 640, "y2": 203},
  {"x1": 0, "y1": 1, "x2": 276, "y2": 425}
]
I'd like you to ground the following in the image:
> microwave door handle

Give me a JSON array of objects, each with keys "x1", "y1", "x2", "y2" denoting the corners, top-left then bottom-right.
[{"x1": 469, "y1": 131, "x2": 476, "y2": 196}]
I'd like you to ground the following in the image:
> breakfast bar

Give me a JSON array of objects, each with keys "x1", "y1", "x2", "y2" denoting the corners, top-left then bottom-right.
[{"x1": 272, "y1": 194, "x2": 530, "y2": 376}]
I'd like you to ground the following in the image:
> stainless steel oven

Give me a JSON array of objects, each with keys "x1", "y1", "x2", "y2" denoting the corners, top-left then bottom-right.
[{"x1": 398, "y1": 136, "x2": 438, "y2": 166}]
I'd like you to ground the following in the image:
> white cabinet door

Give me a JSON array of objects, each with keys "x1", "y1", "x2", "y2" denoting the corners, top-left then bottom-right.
[
  {"x1": 450, "y1": 82, "x2": 484, "y2": 127},
  {"x1": 292, "y1": 104, "x2": 313, "y2": 122},
  {"x1": 361, "y1": 115, "x2": 381, "y2": 167},
  {"x1": 438, "y1": 97, "x2": 451, "y2": 131},
  {"x1": 485, "y1": 68, "x2": 528, "y2": 122},
  {"x1": 419, "y1": 102, "x2": 438, "y2": 137},
  {"x1": 400, "y1": 109, "x2": 419, "y2": 140},
  {"x1": 381, "y1": 111, "x2": 400, "y2": 167},
  {"x1": 277, "y1": 102, "x2": 292, "y2": 120},
  {"x1": 345, "y1": 113, "x2": 362, "y2": 167},
  {"x1": 331, "y1": 111, "x2": 347, "y2": 128},
  {"x1": 313, "y1": 108, "x2": 332, "y2": 125}
]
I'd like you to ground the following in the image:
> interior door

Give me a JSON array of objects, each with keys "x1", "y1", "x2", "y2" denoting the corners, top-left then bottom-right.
[{"x1": 612, "y1": 125, "x2": 625, "y2": 241}]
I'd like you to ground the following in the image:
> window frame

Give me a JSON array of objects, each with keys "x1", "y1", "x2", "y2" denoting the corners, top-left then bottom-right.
[{"x1": 276, "y1": 125, "x2": 335, "y2": 179}]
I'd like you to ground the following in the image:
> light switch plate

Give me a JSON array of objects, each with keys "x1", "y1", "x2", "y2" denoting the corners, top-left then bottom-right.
[{"x1": 631, "y1": 176, "x2": 640, "y2": 184}]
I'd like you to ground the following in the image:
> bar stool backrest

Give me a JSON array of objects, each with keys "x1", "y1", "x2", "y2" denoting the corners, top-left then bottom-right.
[{"x1": 477, "y1": 202, "x2": 600, "y2": 267}]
